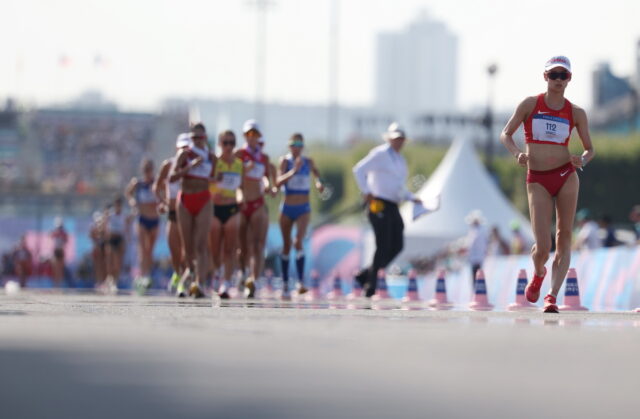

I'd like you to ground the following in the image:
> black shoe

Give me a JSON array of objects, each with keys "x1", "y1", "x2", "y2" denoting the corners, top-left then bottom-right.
[
  {"x1": 355, "y1": 269, "x2": 369, "y2": 288},
  {"x1": 365, "y1": 286, "x2": 376, "y2": 298}
]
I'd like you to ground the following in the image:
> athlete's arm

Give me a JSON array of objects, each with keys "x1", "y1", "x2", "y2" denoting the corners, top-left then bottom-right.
[
  {"x1": 153, "y1": 159, "x2": 171, "y2": 205},
  {"x1": 168, "y1": 150, "x2": 190, "y2": 183},
  {"x1": 500, "y1": 96, "x2": 536, "y2": 167},
  {"x1": 308, "y1": 158, "x2": 325, "y2": 193},
  {"x1": 124, "y1": 178, "x2": 137, "y2": 208},
  {"x1": 571, "y1": 106, "x2": 595, "y2": 169},
  {"x1": 209, "y1": 152, "x2": 217, "y2": 180},
  {"x1": 262, "y1": 154, "x2": 278, "y2": 196},
  {"x1": 275, "y1": 156, "x2": 296, "y2": 187}
]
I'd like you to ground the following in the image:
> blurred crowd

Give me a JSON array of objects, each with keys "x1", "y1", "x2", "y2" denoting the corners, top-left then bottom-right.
[
  {"x1": 410, "y1": 205, "x2": 640, "y2": 275},
  {"x1": 28, "y1": 112, "x2": 155, "y2": 193}
]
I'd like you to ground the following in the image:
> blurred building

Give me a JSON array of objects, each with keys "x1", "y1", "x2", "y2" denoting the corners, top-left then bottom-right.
[
  {"x1": 592, "y1": 63, "x2": 634, "y2": 108},
  {"x1": 0, "y1": 100, "x2": 22, "y2": 192},
  {"x1": 591, "y1": 58, "x2": 639, "y2": 132},
  {"x1": 375, "y1": 12, "x2": 457, "y2": 115}
]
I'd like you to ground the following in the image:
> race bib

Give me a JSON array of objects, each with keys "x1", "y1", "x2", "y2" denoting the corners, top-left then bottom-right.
[
  {"x1": 532, "y1": 114, "x2": 570, "y2": 144},
  {"x1": 287, "y1": 174, "x2": 310, "y2": 190},
  {"x1": 246, "y1": 162, "x2": 266, "y2": 179},
  {"x1": 219, "y1": 172, "x2": 241, "y2": 190}
]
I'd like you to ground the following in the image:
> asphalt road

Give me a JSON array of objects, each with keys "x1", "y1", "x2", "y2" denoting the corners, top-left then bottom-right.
[{"x1": 1, "y1": 290, "x2": 639, "y2": 419}]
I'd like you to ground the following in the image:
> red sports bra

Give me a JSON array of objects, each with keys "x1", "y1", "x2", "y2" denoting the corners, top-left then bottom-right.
[
  {"x1": 524, "y1": 94, "x2": 574, "y2": 146},
  {"x1": 238, "y1": 147, "x2": 268, "y2": 181}
]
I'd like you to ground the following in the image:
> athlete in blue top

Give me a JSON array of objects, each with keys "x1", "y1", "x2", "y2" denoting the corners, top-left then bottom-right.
[{"x1": 276, "y1": 133, "x2": 324, "y2": 299}]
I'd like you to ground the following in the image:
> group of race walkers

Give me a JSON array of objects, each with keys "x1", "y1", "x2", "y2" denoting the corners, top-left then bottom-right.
[
  {"x1": 92, "y1": 119, "x2": 323, "y2": 300},
  {"x1": 87, "y1": 55, "x2": 594, "y2": 313}
]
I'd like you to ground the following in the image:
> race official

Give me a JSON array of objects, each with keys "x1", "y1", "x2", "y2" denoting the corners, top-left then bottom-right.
[{"x1": 352, "y1": 123, "x2": 421, "y2": 297}]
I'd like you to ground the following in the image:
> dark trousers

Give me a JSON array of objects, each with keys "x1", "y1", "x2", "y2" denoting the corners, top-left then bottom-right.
[
  {"x1": 365, "y1": 198, "x2": 404, "y2": 295},
  {"x1": 471, "y1": 263, "x2": 481, "y2": 291}
]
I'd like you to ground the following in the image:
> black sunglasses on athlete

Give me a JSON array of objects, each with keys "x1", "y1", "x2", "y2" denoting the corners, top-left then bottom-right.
[
  {"x1": 222, "y1": 141, "x2": 236, "y2": 146},
  {"x1": 548, "y1": 71, "x2": 570, "y2": 81}
]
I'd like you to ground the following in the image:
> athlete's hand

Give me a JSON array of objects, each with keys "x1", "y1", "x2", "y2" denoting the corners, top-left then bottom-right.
[
  {"x1": 570, "y1": 155, "x2": 583, "y2": 169},
  {"x1": 316, "y1": 182, "x2": 325, "y2": 194},
  {"x1": 293, "y1": 157, "x2": 303, "y2": 172},
  {"x1": 158, "y1": 203, "x2": 168, "y2": 214},
  {"x1": 269, "y1": 186, "x2": 279, "y2": 197},
  {"x1": 516, "y1": 152, "x2": 529, "y2": 167},
  {"x1": 363, "y1": 193, "x2": 373, "y2": 204}
]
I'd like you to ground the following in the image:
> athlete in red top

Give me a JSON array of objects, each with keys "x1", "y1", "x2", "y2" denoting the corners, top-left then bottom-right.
[
  {"x1": 234, "y1": 119, "x2": 276, "y2": 298},
  {"x1": 500, "y1": 56, "x2": 595, "y2": 313}
]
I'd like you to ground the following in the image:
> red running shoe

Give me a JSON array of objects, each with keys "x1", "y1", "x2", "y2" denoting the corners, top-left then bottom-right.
[
  {"x1": 543, "y1": 294, "x2": 559, "y2": 313},
  {"x1": 525, "y1": 266, "x2": 546, "y2": 303}
]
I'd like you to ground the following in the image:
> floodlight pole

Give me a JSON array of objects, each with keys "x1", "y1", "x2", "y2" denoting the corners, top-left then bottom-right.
[
  {"x1": 327, "y1": 0, "x2": 340, "y2": 145},
  {"x1": 484, "y1": 63, "x2": 498, "y2": 172},
  {"x1": 248, "y1": 0, "x2": 275, "y2": 123}
]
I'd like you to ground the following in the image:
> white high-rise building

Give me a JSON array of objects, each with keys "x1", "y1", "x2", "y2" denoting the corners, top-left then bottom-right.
[{"x1": 375, "y1": 12, "x2": 457, "y2": 115}]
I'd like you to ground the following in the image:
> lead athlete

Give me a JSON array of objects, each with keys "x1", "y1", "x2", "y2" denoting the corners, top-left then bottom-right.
[{"x1": 500, "y1": 56, "x2": 595, "y2": 313}]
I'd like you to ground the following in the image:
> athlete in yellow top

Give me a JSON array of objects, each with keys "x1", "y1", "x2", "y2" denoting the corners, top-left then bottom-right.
[{"x1": 210, "y1": 130, "x2": 244, "y2": 299}]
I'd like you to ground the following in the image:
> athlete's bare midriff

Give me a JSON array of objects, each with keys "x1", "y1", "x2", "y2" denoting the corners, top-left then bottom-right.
[
  {"x1": 137, "y1": 202, "x2": 158, "y2": 218},
  {"x1": 181, "y1": 178, "x2": 209, "y2": 194},
  {"x1": 284, "y1": 193, "x2": 309, "y2": 206},
  {"x1": 525, "y1": 143, "x2": 571, "y2": 171},
  {"x1": 242, "y1": 178, "x2": 263, "y2": 202}
]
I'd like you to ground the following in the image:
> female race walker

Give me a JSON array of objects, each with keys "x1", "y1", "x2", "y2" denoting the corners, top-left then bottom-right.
[
  {"x1": 210, "y1": 130, "x2": 243, "y2": 299},
  {"x1": 236, "y1": 120, "x2": 275, "y2": 298},
  {"x1": 169, "y1": 123, "x2": 215, "y2": 298},
  {"x1": 154, "y1": 133, "x2": 190, "y2": 293},
  {"x1": 125, "y1": 159, "x2": 160, "y2": 291},
  {"x1": 104, "y1": 197, "x2": 127, "y2": 292},
  {"x1": 500, "y1": 56, "x2": 594, "y2": 313},
  {"x1": 275, "y1": 133, "x2": 324, "y2": 300}
]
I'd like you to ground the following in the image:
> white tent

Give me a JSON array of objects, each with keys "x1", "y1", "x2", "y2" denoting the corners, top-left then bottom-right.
[{"x1": 396, "y1": 137, "x2": 533, "y2": 263}]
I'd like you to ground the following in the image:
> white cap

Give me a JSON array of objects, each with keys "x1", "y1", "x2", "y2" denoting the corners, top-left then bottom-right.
[
  {"x1": 383, "y1": 122, "x2": 406, "y2": 141},
  {"x1": 176, "y1": 133, "x2": 191, "y2": 148},
  {"x1": 243, "y1": 119, "x2": 261, "y2": 134},
  {"x1": 544, "y1": 56, "x2": 571, "y2": 73}
]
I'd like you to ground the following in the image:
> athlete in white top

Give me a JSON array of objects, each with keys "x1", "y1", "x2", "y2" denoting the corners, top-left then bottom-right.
[{"x1": 154, "y1": 133, "x2": 190, "y2": 292}]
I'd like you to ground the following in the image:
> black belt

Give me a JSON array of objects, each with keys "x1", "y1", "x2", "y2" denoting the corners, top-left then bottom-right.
[{"x1": 372, "y1": 197, "x2": 398, "y2": 207}]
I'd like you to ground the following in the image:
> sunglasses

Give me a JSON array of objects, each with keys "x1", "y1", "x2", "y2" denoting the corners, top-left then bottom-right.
[
  {"x1": 289, "y1": 141, "x2": 304, "y2": 148},
  {"x1": 547, "y1": 71, "x2": 570, "y2": 81},
  {"x1": 192, "y1": 135, "x2": 206, "y2": 140},
  {"x1": 222, "y1": 141, "x2": 236, "y2": 147}
]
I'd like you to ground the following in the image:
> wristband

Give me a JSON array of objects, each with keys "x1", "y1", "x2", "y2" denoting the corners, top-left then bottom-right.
[{"x1": 581, "y1": 156, "x2": 587, "y2": 168}]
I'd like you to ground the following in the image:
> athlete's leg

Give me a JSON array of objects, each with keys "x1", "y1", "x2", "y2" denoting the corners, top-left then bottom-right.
[
  {"x1": 136, "y1": 224, "x2": 150, "y2": 277},
  {"x1": 115, "y1": 241, "x2": 124, "y2": 281},
  {"x1": 146, "y1": 226, "x2": 159, "y2": 277},
  {"x1": 193, "y1": 200, "x2": 213, "y2": 287},
  {"x1": 279, "y1": 213, "x2": 294, "y2": 287},
  {"x1": 221, "y1": 213, "x2": 240, "y2": 287},
  {"x1": 167, "y1": 220, "x2": 183, "y2": 274},
  {"x1": 177, "y1": 204, "x2": 195, "y2": 272},
  {"x1": 210, "y1": 216, "x2": 223, "y2": 275},
  {"x1": 550, "y1": 173, "x2": 579, "y2": 296},
  {"x1": 293, "y1": 212, "x2": 311, "y2": 282},
  {"x1": 238, "y1": 213, "x2": 249, "y2": 277},
  {"x1": 250, "y1": 207, "x2": 269, "y2": 281},
  {"x1": 527, "y1": 183, "x2": 554, "y2": 276}
]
